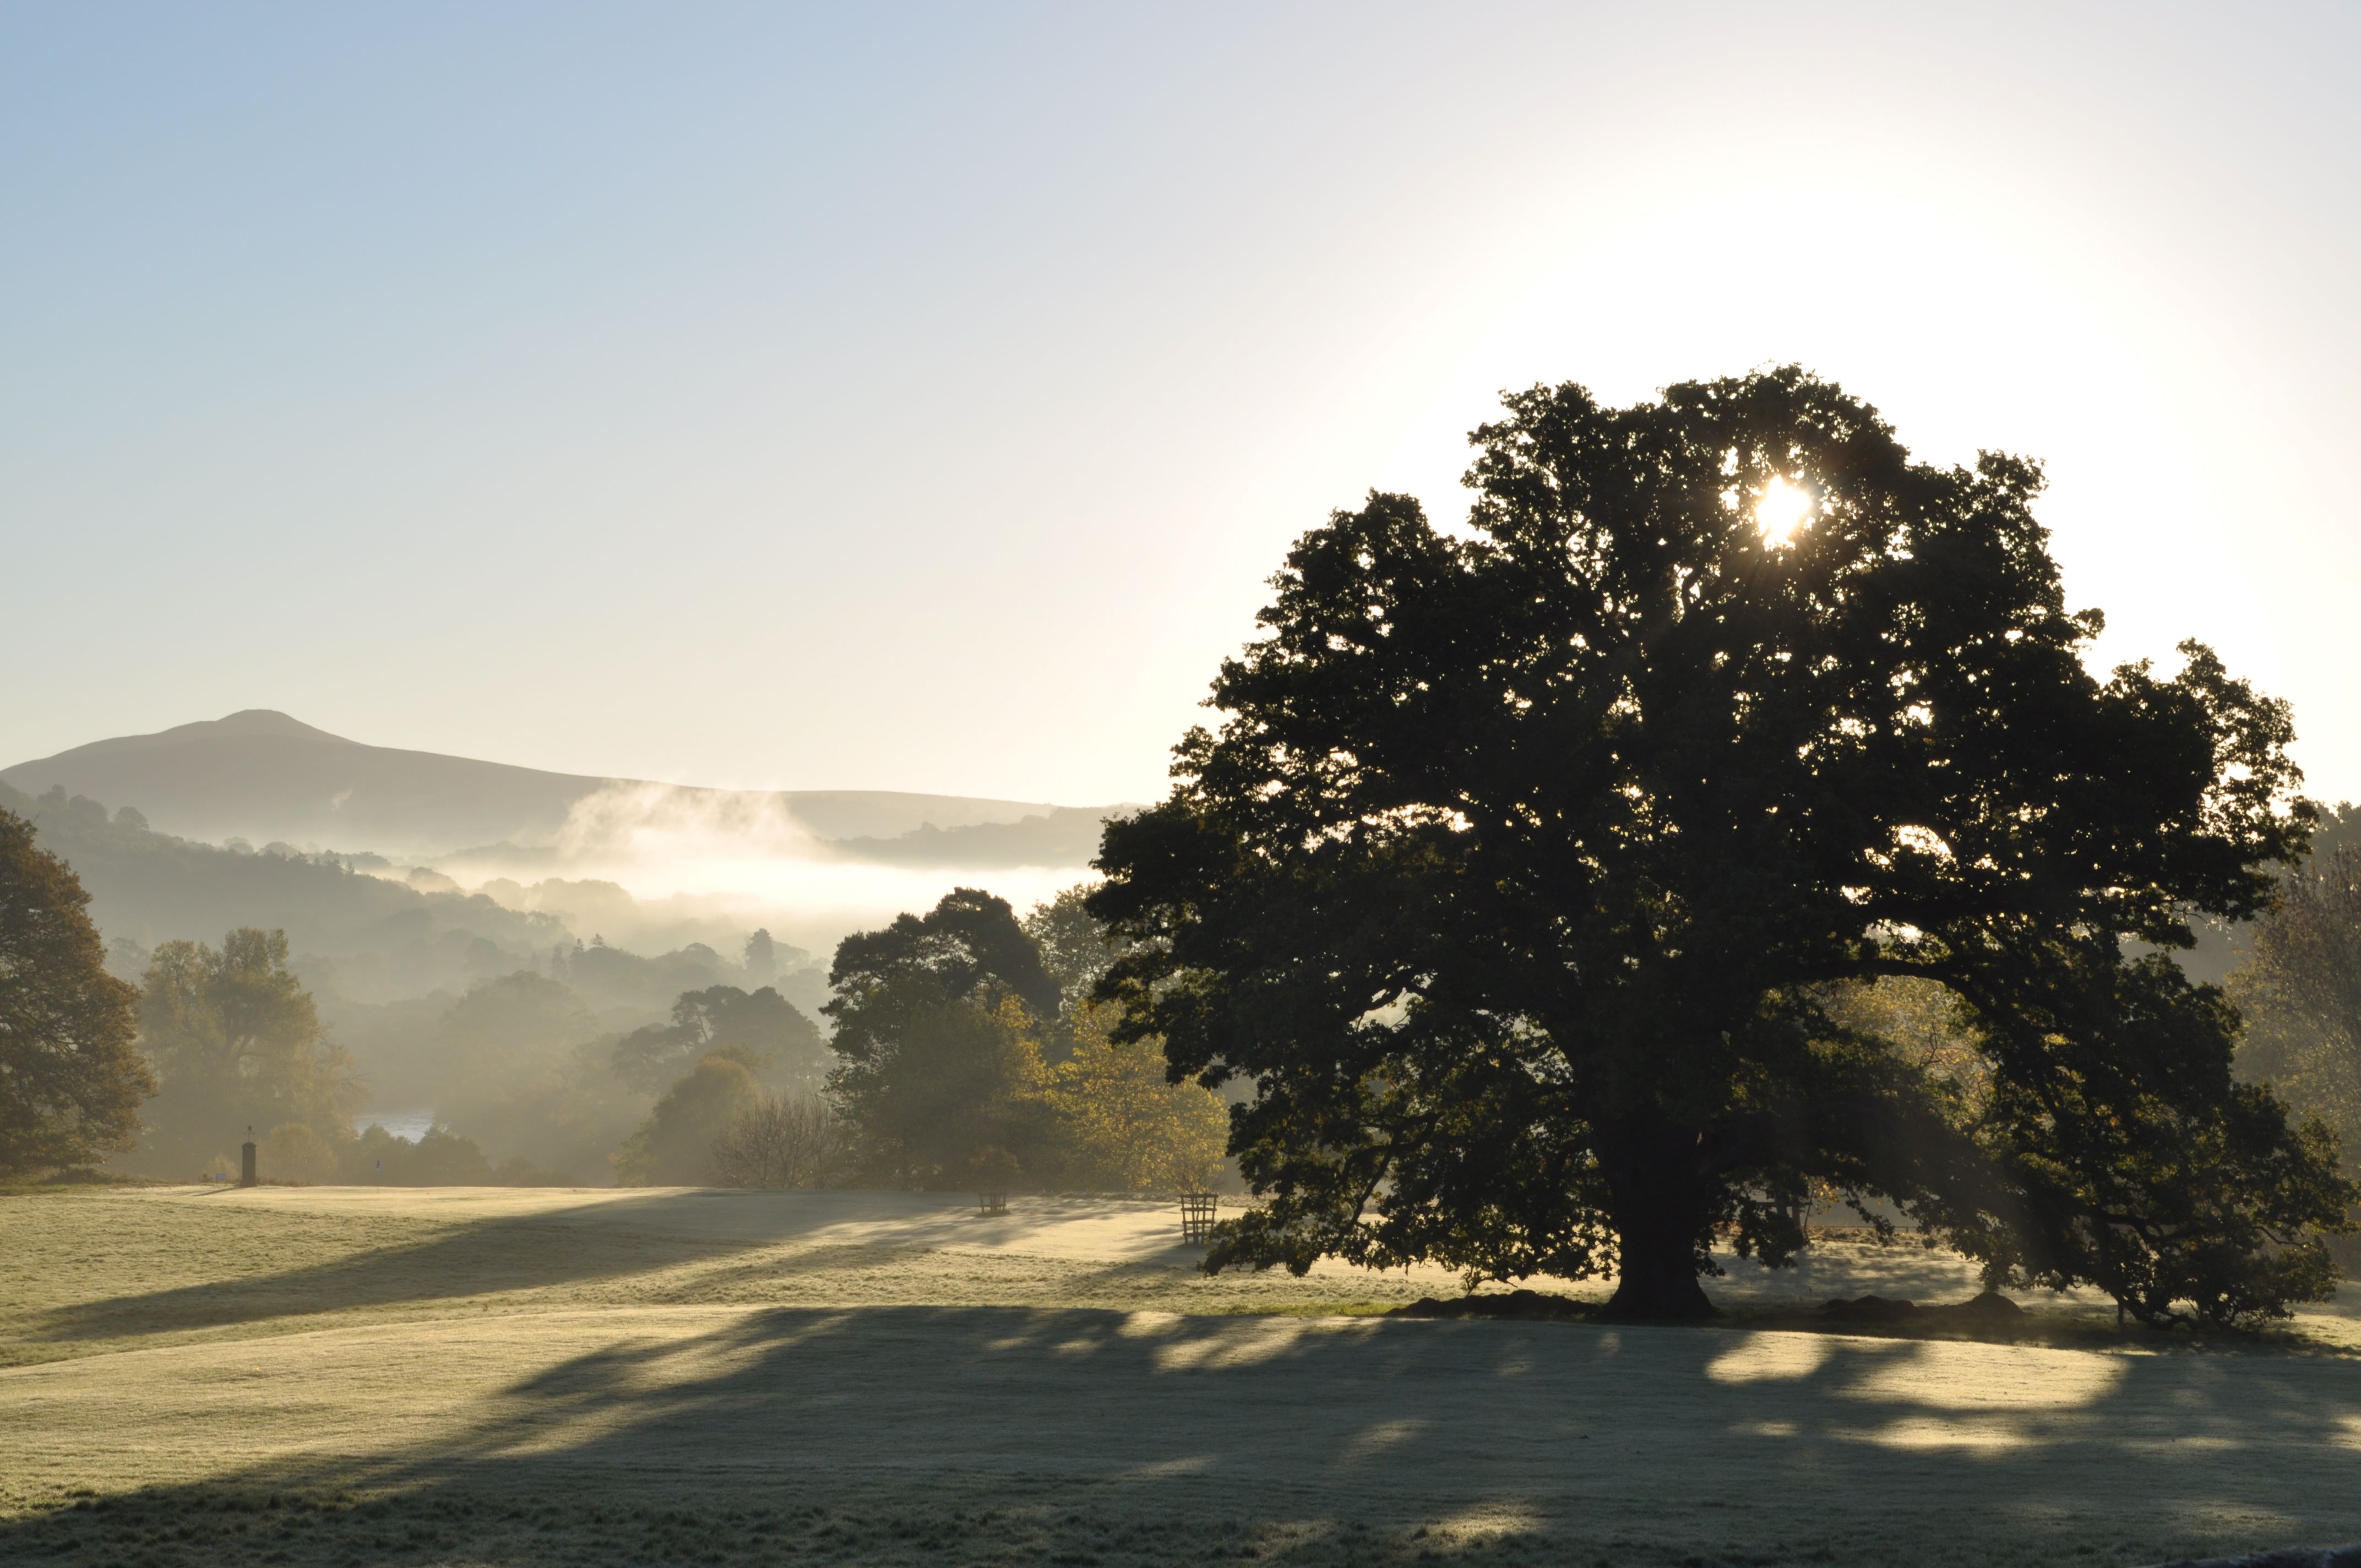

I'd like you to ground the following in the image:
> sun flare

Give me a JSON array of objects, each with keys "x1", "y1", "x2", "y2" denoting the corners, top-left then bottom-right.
[{"x1": 1755, "y1": 476, "x2": 1813, "y2": 548}]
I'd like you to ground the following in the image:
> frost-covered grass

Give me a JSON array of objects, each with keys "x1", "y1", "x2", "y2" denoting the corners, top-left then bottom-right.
[{"x1": 3, "y1": 1184, "x2": 2357, "y2": 1567}]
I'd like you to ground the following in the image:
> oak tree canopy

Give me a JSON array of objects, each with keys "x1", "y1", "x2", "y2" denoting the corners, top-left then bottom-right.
[{"x1": 1090, "y1": 367, "x2": 2352, "y2": 1323}]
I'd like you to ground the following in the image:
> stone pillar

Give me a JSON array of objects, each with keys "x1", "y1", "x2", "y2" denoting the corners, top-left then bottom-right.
[{"x1": 240, "y1": 1135, "x2": 257, "y2": 1188}]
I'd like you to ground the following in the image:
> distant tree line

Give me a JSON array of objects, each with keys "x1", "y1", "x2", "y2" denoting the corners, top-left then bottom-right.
[{"x1": 0, "y1": 802, "x2": 1224, "y2": 1199}]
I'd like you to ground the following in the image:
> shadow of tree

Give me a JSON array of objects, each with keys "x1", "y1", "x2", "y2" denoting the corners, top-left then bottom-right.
[
  {"x1": 8, "y1": 1305, "x2": 2361, "y2": 1566},
  {"x1": 21, "y1": 1206, "x2": 772, "y2": 1348}
]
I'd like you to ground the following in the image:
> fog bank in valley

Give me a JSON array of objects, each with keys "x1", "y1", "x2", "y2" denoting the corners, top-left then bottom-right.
[{"x1": 427, "y1": 780, "x2": 1106, "y2": 959}]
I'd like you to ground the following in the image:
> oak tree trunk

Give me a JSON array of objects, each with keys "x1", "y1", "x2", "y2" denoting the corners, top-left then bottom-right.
[{"x1": 1599, "y1": 1121, "x2": 1720, "y2": 1321}]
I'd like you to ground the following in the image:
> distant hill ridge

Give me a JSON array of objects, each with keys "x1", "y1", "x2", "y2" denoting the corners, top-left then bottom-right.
[{"x1": 2, "y1": 711, "x2": 1117, "y2": 860}]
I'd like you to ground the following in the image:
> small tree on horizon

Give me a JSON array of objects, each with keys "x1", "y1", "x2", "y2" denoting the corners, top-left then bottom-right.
[{"x1": 1089, "y1": 367, "x2": 2352, "y2": 1325}]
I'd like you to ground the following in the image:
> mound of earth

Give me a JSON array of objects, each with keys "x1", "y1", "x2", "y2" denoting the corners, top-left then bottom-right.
[
  {"x1": 1391, "y1": 1287, "x2": 2033, "y2": 1331},
  {"x1": 1810, "y1": 1289, "x2": 2025, "y2": 1325},
  {"x1": 2141, "y1": 1548, "x2": 2361, "y2": 1568},
  {"x1": 1392, "y1": 1288, "x2": 1587, "y2": 1321}
]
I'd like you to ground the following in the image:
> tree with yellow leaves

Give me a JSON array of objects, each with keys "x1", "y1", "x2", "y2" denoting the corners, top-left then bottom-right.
[{"x1": 1048, "y1": 1001, "x2": 1227, "y2": 1193}]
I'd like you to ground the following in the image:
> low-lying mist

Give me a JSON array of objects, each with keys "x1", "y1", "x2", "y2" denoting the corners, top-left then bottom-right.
[{"x1": 383, "y1": 780, "x2": 1102, "y2": 957}]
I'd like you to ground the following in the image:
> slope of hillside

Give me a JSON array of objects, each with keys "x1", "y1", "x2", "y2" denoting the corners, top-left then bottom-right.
[
  {"x1": 0, "y1": 778, "x2": 787, "y2": 1010},
  {"x1": 1, "y1": 711, "x2": 1096, "y2": 858},
  {"x1": 2, "y1": 777, "x2": 537, "y2": 986}
]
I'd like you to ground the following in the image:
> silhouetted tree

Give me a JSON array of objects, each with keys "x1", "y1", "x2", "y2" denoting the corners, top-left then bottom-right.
[
  {"x1": 612, "y1": 983, "x2": 825, "y2": 1094},
  {"x1": 1024, "y1": 884, "x2": 1123, "y2": 1014},
  {"x1": 829, "y1": 886, "x2": 1062, "y2": 1031},
  {"x1": 743, "y1": 928, "x2": 776, "y2": 982},
  {"x1": 0, "y1": 809, "x2": 152, "y2": 1175},
  {"x1": 1091, "y1": 368, "x2": 2352, "y2": 1324},
  {"x1": 824, "y1": 889, "x2": 1064, "y2": 1187}
]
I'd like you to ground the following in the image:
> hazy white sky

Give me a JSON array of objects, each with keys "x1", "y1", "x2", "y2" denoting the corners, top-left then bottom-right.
[{"x1": 6, "y1": 3, "x2": 2357, "y2": 805}]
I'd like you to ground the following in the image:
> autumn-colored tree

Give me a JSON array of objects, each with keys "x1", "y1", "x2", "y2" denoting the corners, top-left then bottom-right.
[
  {"x1": 0, "y1": 808, "x2": 152, "y2": 1175},
  {"x1": 257, "y1": 1121, "x2": 341, "y2": 1184},
  {"x1": 828, "y1": 988, "x2": 1054, "y2": 1188},
  {"x1": 1048, "y1": 1001, "x2": 1227, "y2": 1192}
]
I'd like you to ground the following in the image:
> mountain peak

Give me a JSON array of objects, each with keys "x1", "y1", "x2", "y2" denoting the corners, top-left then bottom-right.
[
  {"x1": 2, "y1": 712, "x2": 1105, "y2": 859},
  {"x1": 193, "y1": 710, "x2": 352, "y2": 742}
]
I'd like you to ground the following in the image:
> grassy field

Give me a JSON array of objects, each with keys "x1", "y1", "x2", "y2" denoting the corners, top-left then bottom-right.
[{"x1": 3, "y1": 1185, "x2": 2358, "y2": 1566}]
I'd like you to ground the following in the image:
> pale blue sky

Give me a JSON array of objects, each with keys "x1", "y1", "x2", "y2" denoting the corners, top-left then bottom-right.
[{"x1": 7, "y1": 3, "x2": 2358, "y2": 804}]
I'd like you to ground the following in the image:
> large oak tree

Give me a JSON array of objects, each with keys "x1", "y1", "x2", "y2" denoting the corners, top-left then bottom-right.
[{"x1": 1089, "y1": 368, "x2": 2352, "y2": 1323}]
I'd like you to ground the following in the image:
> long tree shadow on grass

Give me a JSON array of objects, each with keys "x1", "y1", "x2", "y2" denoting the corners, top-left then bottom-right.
[
  {"x1": 9, "y1": 1305, "x2": 2361, "y2": 1566},
  {"x1": 17, "y1": 1188, "x2": 1207, "y2": 1354},
  {"x1": 20, "y1": 1204, "x2": 777, "y2": 1349}
]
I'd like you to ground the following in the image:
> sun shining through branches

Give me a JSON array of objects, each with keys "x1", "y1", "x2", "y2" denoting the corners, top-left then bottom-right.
[
  {"x1": 1755, "y1": 475, "x2": 1813, "y2": 548},
  {"x1": 1090, "y1": 367, "x2": 2347, "y2": 1325}
]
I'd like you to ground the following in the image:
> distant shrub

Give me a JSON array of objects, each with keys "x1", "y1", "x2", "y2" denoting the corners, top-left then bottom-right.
[
  {"x1": 259, "y1": 1122, "x2": 340, "y2": 1184},
  {"x1": 614, "y1": 1051, "x2": 763, "y2": 1185},
  {"x1": 497, "y1": 1157, "x2": 576, "y2": 1185},
  {"x1": 711, "y1": 1094, "x2": 839, "y2": 1189},
  {"x1": 344, "y1": 1123, "x2": 494, "y2": 1185}
]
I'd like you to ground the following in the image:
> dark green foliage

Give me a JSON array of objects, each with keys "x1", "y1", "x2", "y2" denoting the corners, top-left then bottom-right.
[
  {"x1": 1090, "y1": 367, "x2": 2352, "y2": 1322},
  {"x1": 1954, "y1": 954, "x2": 2350, "y2": 1325},
  {"x1": 828, "y1": 987, "x2": 1054, "y2": 1188},
  {"x1": 824, "y1": 889, "x2": 1062, "y2": 1188},
  {"x1": 0, "y1": 808, "x2": 153, "y2": 1174},
  {"x1": 828, "y1": 886, "x2": 1062, "y2": 1033}
]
